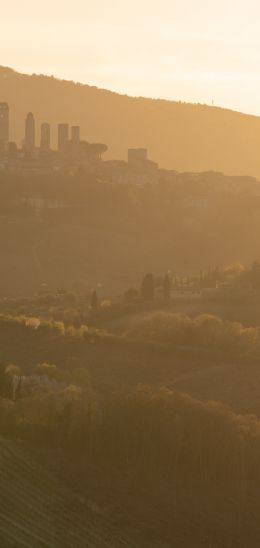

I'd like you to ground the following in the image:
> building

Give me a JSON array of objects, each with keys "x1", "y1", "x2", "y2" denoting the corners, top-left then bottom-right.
[
  {"x1": 25, "y1": 112, "x2": 35, "y2": 153},
  {"x1": 58, "y1": 123, "x2": 69, "y2": 153},
  {"x1": 71, "y1": 125, "x2": 80, "y2": 144},
  {"x1": 8, "y1": 142, "x2": 18, "y2": 159},
  {"x1": 0, "y1": 103, "x2": 9, "y2": 153},
  {"x1": 128, "y1": 148, "x2": 148, "y2": 163},
  {"x1": 40, "y1": 123, "x2": 50, "y2": 151},
  {"x1": 127, "y1": 147, "x2": 158, "y2": 173}
]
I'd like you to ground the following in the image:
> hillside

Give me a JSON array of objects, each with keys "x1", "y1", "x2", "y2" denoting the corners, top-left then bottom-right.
[
  {"x1": 0, "y1": 435, "x2": 136, "y2": 547},
  {"x1": 3, "y1": 310, "x2": 260, "y2": 546},
  {"x1": 3, "y1": 377, "x2": 260, "y2": 548},
  {"x1": 1, "y1": 312, "x2": 260, "y2": 416},
  {"x1": 2, "y1": 66, "x2": 260, "y2": 177},
  {"x1": 0, "y1": 172, "x2": 260, "y2": 296}
]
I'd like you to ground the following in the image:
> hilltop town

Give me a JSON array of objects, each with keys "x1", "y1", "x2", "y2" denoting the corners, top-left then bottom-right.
[
  {"x1": 0, "y1": 102, "x2": 160, "y2": 183},
  {"x1": 0, "y1": 102, "x2": 108, "y2": 172},
  {"x1": 2, "y1": 100, "x2": 260, "y2": 194}
]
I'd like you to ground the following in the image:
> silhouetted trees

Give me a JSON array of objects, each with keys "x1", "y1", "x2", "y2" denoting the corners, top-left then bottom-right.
[
  {"x1": 0, "y1": 364, "x2": 7, "y2": 397},
  {"x1": 124, "y1": 287, "x2": 139, "y2": 303},
  {"x1": 141, "y1": 273, "x2": 154, "y2": 301},
  {"x1": 4, "y1": 382, "x2": 260, "y2": 548},
  {"x1": 248, "y1": 261, "x2": 260, "y2": 289},
  {"x1": 0, "y1": 364, "x2": 13, "y2": 399},
  {"x1": 34, "y1": 363, "x2": 59, "y2": 379},
  {"x1": 90, "y1": 290, "x2": 98, "y2": 311},
  {"x1": 89, "y1": 143, "x2": 108, "y2": 160},
  {"x1": 163, "y1": 274, "x2": 171, "y2": 301},
  {"x1": 223, "y1": 261, "x2": 260, "y2": 290},
  {"x1": 80, "y1": 142, "x2": 108, "y2": 161}
]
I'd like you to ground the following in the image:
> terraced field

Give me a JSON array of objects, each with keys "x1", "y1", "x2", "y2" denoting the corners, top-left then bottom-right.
[{"x1": 0, "y1": 436, "x2": 136, "y2": 548}]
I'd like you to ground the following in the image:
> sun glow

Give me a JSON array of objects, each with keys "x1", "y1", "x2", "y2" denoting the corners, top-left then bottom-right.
[{"x1": 2, "y1": 0, "x2": 260, "y2": 114}]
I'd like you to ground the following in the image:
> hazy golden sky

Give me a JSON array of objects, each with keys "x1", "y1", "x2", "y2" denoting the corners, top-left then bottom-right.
[{"x1": 2, "y1": 0, "x2": 260, "y2": 114}]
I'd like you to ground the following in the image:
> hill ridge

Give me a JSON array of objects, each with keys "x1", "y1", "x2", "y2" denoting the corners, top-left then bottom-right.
[
  {"x1": 1, "y1": 66, "x2": 260, "y2": 176},
  {"x1": 0, "y1": 65, "x2": 258, "y2": 118}
]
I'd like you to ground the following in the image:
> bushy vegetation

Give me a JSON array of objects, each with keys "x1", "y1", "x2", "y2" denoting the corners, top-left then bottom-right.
[
  {"x1": 1, "y1": 385, "x2": 260, "y2": 545},
  {"x1": 0, "y1": 313, "x2": 108, "y2": 342},
  {"x1": 1, "y1": 311, "x2": 260, "y2": 390},
  {"x1": 127, "y1": 312, "x2": 260, "y2": 355},
  {"x1": 2, "y1": 308, "x2": 260, "y2": 543},
  {"x1": 4, "y1": 385, "x2": 259, "y2": 486}
]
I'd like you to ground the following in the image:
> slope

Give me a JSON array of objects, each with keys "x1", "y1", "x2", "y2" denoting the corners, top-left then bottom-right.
[
  {"x1": 0, "y1": 435, "x2": 136, "y2": 548},
  {"x1": 1, "y1": 66, "x2": 260, "y2": 177}
]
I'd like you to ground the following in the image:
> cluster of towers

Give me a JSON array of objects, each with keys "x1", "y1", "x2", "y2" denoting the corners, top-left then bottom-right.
[
  {"x1": 24, "y1": 112, "x2": 81, "y2": 155},
  {"x1": 0, "y1": 102, "x2": 81, "y2": 156}
]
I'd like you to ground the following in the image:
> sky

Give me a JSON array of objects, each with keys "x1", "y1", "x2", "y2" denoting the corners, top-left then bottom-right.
[{"x1": 2, "y1": 0, "x2": 260, "y2": 115}]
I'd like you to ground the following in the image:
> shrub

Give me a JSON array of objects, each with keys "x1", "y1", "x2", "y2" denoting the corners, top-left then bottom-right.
[
  {"x1": 34, "y1": 363, "x2": 59, "y2": 380},
  {"x1": 126, "y1": 312, "x2": 260, "y2": 355}
]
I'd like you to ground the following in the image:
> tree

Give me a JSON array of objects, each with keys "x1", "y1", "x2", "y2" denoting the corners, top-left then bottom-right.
[
  {"x1": 199, "y1": 270, "x2": 204, "y2": 289},
  {"x1": 163, "y1": 274, "x2": 171, "y2": 301},
  {"x1": 0, "y1": 364, "x2": 8, "y2": 398},
  {"x1": 0, "y1": 364, "x2": 14, "y2": 399},
  {"x1": 141, "y1": 273, "x2": 154, "y2": 301},
  {"x1": 250, "y1": 261, "x2": 260, "y2": 289},
  {"x1": 90, "y1": 290, "x2": 98, "y2": 311},
  {"x1": 34, "y1": 363, "x2": 58, "y2": 380},
  {"x1": 124, "y1": 287, "x2": 138, "y2": 304},
  {"x1": 88, "y1": 143, "x2": 108, "y2": 161},
  {"x1": 15, "y1": 377, "x2": 22, "y2": 400}
]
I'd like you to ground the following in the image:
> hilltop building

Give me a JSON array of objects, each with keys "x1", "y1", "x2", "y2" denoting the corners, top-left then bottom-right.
[
  {"x1": 0, "y1": 104, "x2": 107, "y2": 173},
  {"x1": 128, "y1": 148, "x2": 148, "y2": 163},
  {"x1": 71, "y1": 126, "x2": 80, "y2": 144},
  {"x1": 25, "y1": 112, "x2": 35, "y2": 153},
  {"x1": 40, "y1": 123, "x2": 51, "y2": 152},
  {"x1": 128, "y1": 147, "x2": 158, "y2": 171},
  {"x1": 94, "y1": 148, "x2": 159, "y2": 185},
  {"x1": 58, "y1": 123, "x2": 69, "y2": 153}
]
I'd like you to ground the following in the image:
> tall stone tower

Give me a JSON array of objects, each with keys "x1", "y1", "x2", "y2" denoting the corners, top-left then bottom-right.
[{"x1": 25, "y1": 112, "x2": 35, "y2": 152}]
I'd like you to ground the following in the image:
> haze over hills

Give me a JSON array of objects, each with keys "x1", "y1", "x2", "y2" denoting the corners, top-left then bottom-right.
[{"x1": 2, "y1": 65, "x2": 260, "y2": 177}]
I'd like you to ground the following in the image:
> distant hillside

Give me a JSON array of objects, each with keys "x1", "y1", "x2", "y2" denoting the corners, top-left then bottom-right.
[{"x1": 1, "y1": 66, "x2": 260, "y2": 177}]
